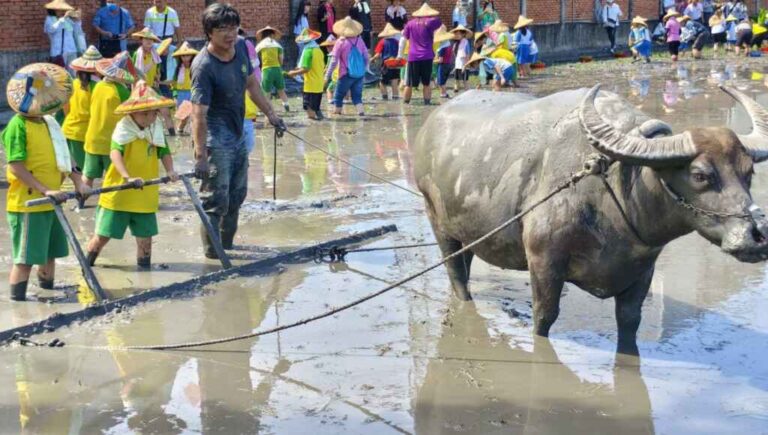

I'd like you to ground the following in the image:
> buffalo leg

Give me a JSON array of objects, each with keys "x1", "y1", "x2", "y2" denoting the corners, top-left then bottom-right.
[
  {"x1": 614, "y1": 268, "x2": 653, "y2": 355},
  {"x1": 433, "y1": 231, "x2": 474, "y2": 301},
  {"x1": 528, "y1": 256, "x2": 567, "y2": 337}
]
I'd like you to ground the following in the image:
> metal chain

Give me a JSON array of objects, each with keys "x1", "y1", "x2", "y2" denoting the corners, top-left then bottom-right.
[
  {"x1": 65, "y1": 163, "x2": 599, "y2": 352},
  {"x1": 659, "y1": 179, "x2": 750, "y2": 219}
]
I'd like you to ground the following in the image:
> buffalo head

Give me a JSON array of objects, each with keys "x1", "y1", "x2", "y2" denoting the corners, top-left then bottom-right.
[{"x1": 580, "y1": 84, "x2": 768, "y2": 263}]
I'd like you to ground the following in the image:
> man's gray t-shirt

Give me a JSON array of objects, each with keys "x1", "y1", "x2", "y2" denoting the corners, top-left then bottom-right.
[{"x1": 191, "y1": 38, "x2": 253, "y2": 148}]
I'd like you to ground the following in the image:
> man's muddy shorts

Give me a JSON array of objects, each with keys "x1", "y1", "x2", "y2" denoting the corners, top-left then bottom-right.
[{"x1": 7, "y1": 211, "x2": 68, "y2": 265}]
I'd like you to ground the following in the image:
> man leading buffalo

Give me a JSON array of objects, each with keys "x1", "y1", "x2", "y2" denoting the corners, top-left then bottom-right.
[{"x1": 191, "y1": 3, "x2": 286, "y2": 258}]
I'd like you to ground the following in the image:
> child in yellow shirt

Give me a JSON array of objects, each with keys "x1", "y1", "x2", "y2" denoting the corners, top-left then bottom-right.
[
  {"x1": 288, "y1": 29, "x2": 326, "y2": 120},
  {"x1": 85, "y1": 81, "x2": 178, "y2": 269},
  {"x1": 255, "y1": 26, "x2": 291, "y2": 112},
  {"x1": 83, "y1": 52, "x2": 136, "y2": 188},
  {"x1": 131, "y1": 27, "x2": 175, "y2": 136},
  {"x1": 62, "y1": 45, "x2": 103, "y2": 171},
  {"x1": 2, "y1": 63, "x2": 88, "y2": 301}
]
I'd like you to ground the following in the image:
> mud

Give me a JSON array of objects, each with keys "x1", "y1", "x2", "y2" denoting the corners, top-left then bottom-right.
[{"x1": 1, "y1": 57, "x2": 768, "y2": 433}]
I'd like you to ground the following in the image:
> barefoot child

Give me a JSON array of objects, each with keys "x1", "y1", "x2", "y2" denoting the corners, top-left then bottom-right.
[
  {"x1": 3, "y1": 63, "x2": 88, "y2": 301},
  {"x1": 726, "y1": 14, "x2": 738, "y2": 50},
  {"x1": 83, "y1": 52, "x2": 136, "y2": 189},
  {"x1": 629, "y1": 16, "x2": 652, "y2": 63},
  {"x1": 465, "y1": 51, "x2": 517, "y2": 91},
  {"x1": 320, "y1": 36, "x2": 338, "y2": 101},
  {"x1": 256, "y1": 26, "x2": 291, "y2": 112},
  {"x1": 131, "y1": 27, "x2": 175, "y2": 136},
  {"x1": 170, "y1": 41, "x2": 198, "y2": 134},
  {"x1": 371, "y1": 23, "x2": 403, "y2": 100},
  {"x1": 86, "y1": 81, "x2": 178, "y2": 268},
  {"x1": 451, "y1": 24, "x2": 473, "y2": 92},
  {"x1": 62, "y1": 45, "x2": 103, "y2": 171},
  {"x1": 664, "y1": 9, "x2": 682, "y2": 62},
  {"x1": 512, "y1": 16, "x2": 535, "y2": 78},
  {"x1": 287, "y1": 28, "x2": 326, "y2": 120},
  {"x1": 434, "y1": 25, "x2": 457, "y2": 98}
]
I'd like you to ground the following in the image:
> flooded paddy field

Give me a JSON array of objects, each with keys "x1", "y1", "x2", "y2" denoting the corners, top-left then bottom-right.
[{"x1": 2, "y1": 56, "x2": 768, "y2": 433}]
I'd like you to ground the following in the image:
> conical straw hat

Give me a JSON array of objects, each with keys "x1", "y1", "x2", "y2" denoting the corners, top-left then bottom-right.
[
  {"x1": 296, "y1": 28, "x2": 322, "y2": 44},
  {"x1": 631, "y1": 16, "x2": 648, "y2": 27},
  {"x1": 434, "y1": 25, "x2": 458, "y2": 43},
  {"x1": 6, "y1": 63, "x2": 72, "y2": 116},
  {"x1": 115, "y1": 80, "x2": 175, "y2": 115},
  {"x1": 679, "y1": 15, "x2": 691, "y2": 23},
  {"x1": 464, "y1": 52, "x2": 488, "y2": 67},
  {"x1": 132, "y1": 27, "x2": 161, "y2": 42},
  {"x1": 726, "y1": 14, "x2": 738, "y2": 22},
  {"x1": 412, "y1": 3, "x2": 440, "y2": 17},
  {"x1": 157, "y1": 38, "x2": 173, "y2": 55},
  {"x1": 378, "y1": 23, "x2": 401, "y2": 38},
  {"x1": 45, "y1": 0, "x2": 74, "y2": 11},
  {"x1": 172, "y1": 41, "x2": 199, "y2": 57},
  {"x1": 95, "y1": 51, "x2": 140, "y2": 85},
  {"x1": 450, "y1": 24, "x2": 472, "y2": 37},
  {"x1": 514, "y1": 15, "x2": 534, "y2": 30},
  {"x1": 489, "y1": 20, "x2": 510, "y2": 33},
  {"x1": 663, "y1": 8, "x2": 680, "y2": 20},
  {"x1": 333, "y1": 17, "x2": 363, "y2": 38},
  {"x1": 70, "y1": 45, "x2": 104, "y2": 73},
  {"x1": 256, "y1": 26, "x2": 283, "y2": 40},
  {"x1": 319, "y1": 35, "x2": 337, "y2": 47}
]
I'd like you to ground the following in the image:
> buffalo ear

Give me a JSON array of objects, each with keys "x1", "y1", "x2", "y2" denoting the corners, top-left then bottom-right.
[
  {"x1": 719, "y1": 86, "x2": 768, "y2": 163},
  {"x1": 579, "y1": 85, "x2": 697, "y2": 167}
]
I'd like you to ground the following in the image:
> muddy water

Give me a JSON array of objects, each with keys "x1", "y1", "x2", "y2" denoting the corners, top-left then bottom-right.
[{"x1": 2, "y1": 58, "x2": 768, "y2": 433}]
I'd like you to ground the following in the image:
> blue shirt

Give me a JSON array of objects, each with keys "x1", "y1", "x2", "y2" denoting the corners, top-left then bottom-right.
[{"x1": 93, "y1": 4, "x2": 135, "y2": 51}]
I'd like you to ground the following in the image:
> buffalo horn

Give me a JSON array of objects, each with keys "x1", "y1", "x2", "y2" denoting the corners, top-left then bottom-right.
[
  {"x1": 579, "y1": 84, "x2": 698, "y2": 167},
  {"x1": 720, "y1": 85, "x2": 768, "y2": 163}
]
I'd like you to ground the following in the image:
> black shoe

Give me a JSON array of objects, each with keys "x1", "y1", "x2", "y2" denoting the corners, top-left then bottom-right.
[
  {"x1": 87, "y1": 251, "x2": 99, "y2": 267},
  {"x1": 10, "y1": 281, "x2": 28, "y2": 301},
  {"x1": 38, "y1": 277, "x2": 54, "y2": 290},
  {"x1": 204, "y1": 249, "x2": 219, "y2": 260},
  {"x1": 137, "y1": 257, "x2": 151, "y2": 269},
  {"x1": 168, "y1": 128, "x2": 176, "y2": 137},
  {"x1": 382, "y1": 94, "x2": 389, "y2": 100}
]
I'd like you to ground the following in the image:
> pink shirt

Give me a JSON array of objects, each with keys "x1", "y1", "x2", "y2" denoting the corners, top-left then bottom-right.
[
  {"x1": 327, "y1": 36, "x2": 370, "y2": 79},
  {"x1": 665, "y1": 18, "x2": 681, "y2": 42}
]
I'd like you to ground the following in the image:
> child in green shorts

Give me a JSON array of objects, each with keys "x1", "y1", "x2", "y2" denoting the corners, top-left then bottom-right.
[
  {"x1": 3, "y1": 63, "x2": 89, "y2": 301},
  {"x1": 255, "y1": 26, "x2": 290, "y2": 112},
  {"x1": 85, "y1": 81, "x2": 178, "y2": 268},
  {"x1": 82, "y1": 52, "x2": 136, "y2": 189},
  {"x1": 62, "y1": 45, "x2": 103, "y2": 171}
]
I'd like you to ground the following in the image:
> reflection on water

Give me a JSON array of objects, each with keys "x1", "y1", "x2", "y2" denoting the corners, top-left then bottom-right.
[{"x1": 2, "y1": 59, "x2": 768, "y2": 433}]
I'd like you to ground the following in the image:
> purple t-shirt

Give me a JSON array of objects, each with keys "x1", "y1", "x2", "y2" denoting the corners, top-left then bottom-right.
[{"x1": 403, "y1": 17, "x2": 442, "y2": 61}]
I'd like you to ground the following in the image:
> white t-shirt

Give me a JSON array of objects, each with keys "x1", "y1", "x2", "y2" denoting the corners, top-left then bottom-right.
[
  {"x1": 602, "y1": 4, "x2": 622, "y2": 28},
  {"x1": 144, "y1": 6, "x2": 180, "y2": 39}
]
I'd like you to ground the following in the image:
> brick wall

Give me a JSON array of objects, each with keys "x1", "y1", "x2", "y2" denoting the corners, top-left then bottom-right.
[{"x1": 5, "y1": 0, "x2": 768, "y2": 53}]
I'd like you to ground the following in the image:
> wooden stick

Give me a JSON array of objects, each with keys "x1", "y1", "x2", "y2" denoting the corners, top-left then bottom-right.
[
  {"x1": 180, "y1": 175, "x2": 232, "y2": 269},
  {"x1": 25, "y1": 171, "x2": 196, "y2": 208},
  {"x1": 273, "y1": 131, "x2": 278, "y2": 201},
  {"x1": 52, "y1": 203, "x2": 107, "y2": 301}
]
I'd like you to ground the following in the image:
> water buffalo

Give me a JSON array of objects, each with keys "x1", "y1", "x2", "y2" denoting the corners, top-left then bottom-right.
[{"x1": 414, "y1": 85, "x2": 768, "y2": 352}]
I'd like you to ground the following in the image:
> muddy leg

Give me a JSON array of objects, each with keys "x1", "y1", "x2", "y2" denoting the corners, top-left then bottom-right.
[
  {"x1": 528, "y1": 256, "x2": 566, "y2": 337},
  {"x1": 615, "y1": 268, "x2": 653, "y2": 356},
  {"x1": 136, "y1": 237, "x2": 152, "y2": 268},
  {"x1": 433, "y1": 231, "x2": 473, "y2": 301}
]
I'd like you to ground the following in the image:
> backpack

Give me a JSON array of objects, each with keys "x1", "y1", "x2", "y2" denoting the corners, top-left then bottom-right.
[{"x1": 347, "y1": 38, "x2": 366, "y2": 79}]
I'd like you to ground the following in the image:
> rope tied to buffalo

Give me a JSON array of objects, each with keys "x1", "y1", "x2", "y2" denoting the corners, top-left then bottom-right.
[{"x1": 53, "y1": 154, "x2": 608, "y2": 352}]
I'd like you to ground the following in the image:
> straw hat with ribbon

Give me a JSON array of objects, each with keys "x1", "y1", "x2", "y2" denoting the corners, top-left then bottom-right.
[
  {"x1": 45, "y1": 0, "x2": 74, "y2": 11},
  {"x1": 726, "y1": 14, "x2": 738, "y2": 22},
  {"x1": 6, "y1": 63, "x2": 72, "y2": 117},
  {"x1": 464, "y1": 52, "x2": 488, "y2": 68},
  {"x1": 256, "y1": 26, "x2": 283, "y2": 40},
  {"x1": 378, "y1": 23, "x2": 401, "y2": 38},
  {"x1": 489, "y1": 20, "x2": 510, "y2": 33},
  {"x1": 173, "y1": 41, "x2": 199, "y2": 57},
  {"x1": 132, "y1": 27, "x2": 161, "y2": 43},
  {"x1": 114, "y1": 80, "x2": 175, "y2": 115},
  {"x1": 514, "y1": 15, "x2": 534, "y2": 30},
  {"x1": 95, "y1": 51, "x2": 140, "y2": 85},
  {"x1": 70, "y1": 45, "x2": 104, "y2": 73},
  {"x1": 451, "y1": 24, "x2": 473, "y2": 37},
  {"x1": 295, "y1": 28, "x2": 322, "y2": 44},
  {"x1": 412, "y1": 3, "x2": 440, "y2": 18},
  {"x1": 434, "y1": 25, "x2": 458, "y2": 43},
  {"x1": 333, "y1": 17, "x2": 363, "y2": 38},
  {"x1": 631, "y1": 16, "x2": 648, "y2": 27},
  {"x1": 663, "y1": 8, "x2": 680, "y2": 21}
]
